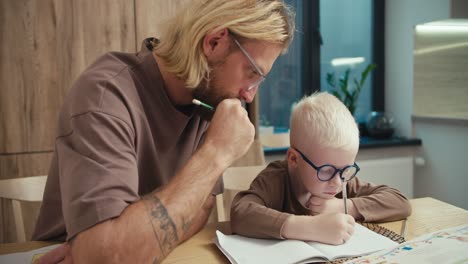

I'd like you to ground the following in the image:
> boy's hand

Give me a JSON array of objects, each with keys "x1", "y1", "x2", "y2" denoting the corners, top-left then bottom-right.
[
  {"x1": 306, "y1": 196, "x2": 363, "y2": 220},
  {"x1": 282, "y1": 213, "x2": 355, "y2": 245},
  {"x1": 310, "y1": 213, "x2": 355, "y2": 245},
  {"x1": 306, "y1": 196, "x2": 343, "y2": 215}
]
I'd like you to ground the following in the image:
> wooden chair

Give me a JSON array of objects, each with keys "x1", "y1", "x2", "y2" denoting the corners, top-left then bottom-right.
[
  {"x1": 216, "y1": 165, "x2": 266, "y2": 222},
  {"x1": 259, "y1": 132, "x2": 290, "y2": 148},
  {"x1": 0, "y1": 175, "x2": 47, "y2": 242},
  {"x1": 206, "y1": 139, "x2": 266, "y2": 223}
]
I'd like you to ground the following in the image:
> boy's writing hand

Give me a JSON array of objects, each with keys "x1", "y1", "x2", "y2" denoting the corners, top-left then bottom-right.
[{"x1": 282, "y1": 213, "x2": 355, "y2": 245}]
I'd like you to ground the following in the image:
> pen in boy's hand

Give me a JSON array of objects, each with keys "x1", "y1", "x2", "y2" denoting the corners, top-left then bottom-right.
[
  {"x1": 192, "y1": 99, "x2": 214, "y2": 111},
  {"x1": 342, "y1": 181, "x2": 348, "y2": 214}
]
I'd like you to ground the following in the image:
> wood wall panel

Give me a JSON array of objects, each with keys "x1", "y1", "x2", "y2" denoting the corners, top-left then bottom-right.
[
  {"x1": 0, "y1": 0, "x2": 59, "y2": 153},
  {"x1": 135, "y1": 0, "x2": 191, "y2": 43},
  {"x1": 53, "y1": 0, "x2": 137, "y2": 97},
  {"x1": 0, "y1": 0, "x2": 137, "y2": 154},
  {"x1": 0, "y1": 152, "x2": 53, "y2": 180}
]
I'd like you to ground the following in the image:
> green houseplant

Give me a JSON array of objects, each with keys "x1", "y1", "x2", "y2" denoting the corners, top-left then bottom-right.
[{"x1": 326, "y1": 63, "x2": 377, "y2": 116}]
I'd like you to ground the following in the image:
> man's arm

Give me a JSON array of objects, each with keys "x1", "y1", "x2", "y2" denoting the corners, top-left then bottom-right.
[
  {"x1": 70, "y1": 99, "x2": 254, "y2": 263},
  {"x1": 177, "y1": 194, "x2": 216, "y2": 243}
]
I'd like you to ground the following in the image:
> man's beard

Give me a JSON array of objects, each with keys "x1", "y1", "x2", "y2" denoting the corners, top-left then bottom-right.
[{"x1": 192, "y1": 62, "x2": 231, "y2": 120}]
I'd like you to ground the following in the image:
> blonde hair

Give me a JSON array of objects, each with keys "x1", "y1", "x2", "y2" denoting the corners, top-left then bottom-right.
[
  {"x1": 290, "y1": 92, "x2": 360, "y2": 151},
  {"x1": 155, "y1": 0, "x2": 295, "y2": 89}
]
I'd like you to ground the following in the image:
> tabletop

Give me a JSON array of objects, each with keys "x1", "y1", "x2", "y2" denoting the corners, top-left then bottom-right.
[{"x1": 1, "y1": 197, "x2": 467, "y2": 263}]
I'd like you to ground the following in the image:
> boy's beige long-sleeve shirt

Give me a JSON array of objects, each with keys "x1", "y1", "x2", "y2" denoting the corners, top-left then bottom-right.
[{"x1": 230, "y1": 160, "x2": 412, "y2": 239}]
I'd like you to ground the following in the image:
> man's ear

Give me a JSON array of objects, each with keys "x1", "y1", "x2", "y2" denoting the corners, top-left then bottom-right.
[
  {"x1": 202, "y1": 28, "x2": 230, "y2": 59},
  {"x1": 287, "y1": 148, "x2": 299, "y2": 168}
]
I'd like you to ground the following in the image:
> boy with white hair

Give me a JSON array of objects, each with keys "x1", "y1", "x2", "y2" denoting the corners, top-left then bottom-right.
[{"x1": 231, "y1": 92, "x2": 411, "y2": 245}]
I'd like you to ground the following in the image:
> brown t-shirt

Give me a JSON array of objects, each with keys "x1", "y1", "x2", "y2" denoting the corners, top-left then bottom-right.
[
  {"x1": 33, "y1": 39, "x2": 221, "y2": 241},
  {"x1": 230, "y1": 160, "x2": 412, "y2": 239}
]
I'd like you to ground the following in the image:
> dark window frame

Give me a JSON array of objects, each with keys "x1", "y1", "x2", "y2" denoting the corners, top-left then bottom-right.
[{"x1": 301, "y1": 0, "x2": 385, "y2": 111}]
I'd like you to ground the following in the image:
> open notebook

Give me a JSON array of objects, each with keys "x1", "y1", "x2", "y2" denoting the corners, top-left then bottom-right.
[{"x1": 214, "y1": 224, "x2": 398, "y2": 264}]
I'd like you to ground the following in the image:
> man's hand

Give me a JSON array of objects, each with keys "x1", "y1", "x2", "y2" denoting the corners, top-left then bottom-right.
[
  {"x1": 203, "y1": 99, "x2": 255, "y2": 166},
  {"x1": 35, "y1": 243, "x2": 72, "y2": 264},
  {"x1": 282, "y1": 213, "x2": 355, "y2": 245},
  {"x1": 306, "y1": 196, "x2": 344, "y2": 215}
]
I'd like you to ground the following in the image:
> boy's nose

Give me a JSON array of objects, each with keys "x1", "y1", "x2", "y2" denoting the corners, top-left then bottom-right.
[{"x1": 329, "y1": 172, "x2": 343, "y2": 187}]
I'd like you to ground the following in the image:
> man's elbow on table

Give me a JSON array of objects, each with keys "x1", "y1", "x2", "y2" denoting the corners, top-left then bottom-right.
[{"x1": 70, "y1": 214, "x2": 163, "y2": 263}]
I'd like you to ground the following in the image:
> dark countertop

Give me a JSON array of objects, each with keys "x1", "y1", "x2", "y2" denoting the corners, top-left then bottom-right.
[{"x1": 264, "y1": 136, "x2": 422, "y2": 155}]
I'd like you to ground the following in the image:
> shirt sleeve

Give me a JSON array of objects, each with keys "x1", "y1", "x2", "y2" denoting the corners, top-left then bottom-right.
[
  {"x1": 346, "y1": 177, "x2": 412, "y2": 222},
  {"x1": 230, "y1": 163, "x2": 291, "y2": 239},
  {"x1": 56, "y1": 111, "x2": 139, "y2": 240}
]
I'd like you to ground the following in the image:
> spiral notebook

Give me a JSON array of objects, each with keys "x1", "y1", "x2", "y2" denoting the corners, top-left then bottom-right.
[{"x1": 215, "y1": 223, "x2": 403, "y2": 264}]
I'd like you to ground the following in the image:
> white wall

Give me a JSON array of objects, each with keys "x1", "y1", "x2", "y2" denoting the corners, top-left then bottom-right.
[
  {"x1": 413, "y1": 120, "x2": 468, "y2": 209},
  {"x1": 386, "y1": 0, "x2": 468, "y2": 210},
  {"x1": 385, "y1": 0, "x2": 450, "y2": 137}
]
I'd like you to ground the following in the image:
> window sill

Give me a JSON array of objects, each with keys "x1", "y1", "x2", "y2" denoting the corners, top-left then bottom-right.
[{"x1": 263, "y1": 136, "x2": 422, "y2": 156}]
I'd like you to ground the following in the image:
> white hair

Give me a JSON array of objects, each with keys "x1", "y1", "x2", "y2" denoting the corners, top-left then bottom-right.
[{"x1": 290, "y1": 92, "x2": 359, "y2": 151}]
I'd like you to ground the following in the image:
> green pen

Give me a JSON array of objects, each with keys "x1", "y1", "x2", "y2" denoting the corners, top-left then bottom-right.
[{"x1": 192, "y1": 99, "x2": 214, "y2": 111}]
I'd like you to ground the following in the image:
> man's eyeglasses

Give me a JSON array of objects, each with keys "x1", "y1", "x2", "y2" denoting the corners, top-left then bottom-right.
[
  {"x1": 232, "y1": 36, "x2": 266, "y2": 91},
  {"x1": 294, "y1": 147, "x2": 360, "y2": 182}
]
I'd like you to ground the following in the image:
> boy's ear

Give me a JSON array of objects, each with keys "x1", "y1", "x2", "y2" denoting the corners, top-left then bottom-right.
[
  {"x1": 202, "y1": 28, "x2": 230, "y2": 59},
  {"x1": 287, "y1": 148, "x2": 299, "y2": 168}
]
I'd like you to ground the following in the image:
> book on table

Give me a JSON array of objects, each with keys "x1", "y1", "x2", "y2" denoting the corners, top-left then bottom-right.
[
  {"x1": 344, "y1": 224, "x2": 468, "y2": 264},
  {"x1": 214, "y1": 224, "x2": 398, "y2": 264}
]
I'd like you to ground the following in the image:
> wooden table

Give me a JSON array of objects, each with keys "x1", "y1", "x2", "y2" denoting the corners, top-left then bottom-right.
[{"x1": 1, "y1": 197, "x2": 467, "y2": 263}]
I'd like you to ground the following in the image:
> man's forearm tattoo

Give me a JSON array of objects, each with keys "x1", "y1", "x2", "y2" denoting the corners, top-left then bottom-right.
[
  {"x1": 182, "y1": 216, "x2": 193, "y2": 232},
  {"x1": 143, "y1": 195, "x2": 179, "y2": 257}
]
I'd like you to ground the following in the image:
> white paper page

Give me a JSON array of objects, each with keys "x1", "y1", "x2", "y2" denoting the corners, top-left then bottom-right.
[
  {"x1": 215, "y1": 231, "x2": 327, "y2": 264},
  {"x1": 344, "y1": 224, "x2": 468, "y2": 264},
  {"x1": 0, "y1": 244, "x2": 60, "y2": 264},
  {"x1": 307, "y1": 224, "x2": 398, "y2": 260}
]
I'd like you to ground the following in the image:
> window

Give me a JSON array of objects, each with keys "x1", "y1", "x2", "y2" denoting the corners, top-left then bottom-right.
[
  {"x1": 258, "y1": 0, "x2": 304, "y2": 129},
  {"x1": 258, "y1": 0, "x2": 384, "y2": 131}
]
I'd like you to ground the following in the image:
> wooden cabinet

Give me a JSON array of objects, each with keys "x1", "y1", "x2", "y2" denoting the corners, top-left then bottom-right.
[
  {"x1": 356, "y1": 147, "x2": 416, "y2": 198},
  {"x1": 0, "y1": 0, "x2": 189, "y2": 243}
]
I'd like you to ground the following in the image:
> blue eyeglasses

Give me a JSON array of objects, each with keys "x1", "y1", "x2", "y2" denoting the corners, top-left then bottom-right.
[{"x1": 294, "y1": 147, "x2": 360, "y2": 182}]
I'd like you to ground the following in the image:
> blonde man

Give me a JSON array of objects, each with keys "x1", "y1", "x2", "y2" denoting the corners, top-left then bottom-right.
[
  {"x1": 231, "y1": 92, "x2": 411, "y2": 245},
  {"x1": 34, "y1": 1, "x2": 295, "y2": 263}
]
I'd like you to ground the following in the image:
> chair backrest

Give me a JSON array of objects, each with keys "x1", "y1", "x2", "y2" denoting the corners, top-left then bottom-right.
[
  {"x1": 0, "y1": 175, "x2": 47, "y2": 242},
  {"x1": 259, "y1": 132, "x2": 290, "y2": 148},
  {"x1": 216, "y1": 165, "x2": 266, "y2": 222}
]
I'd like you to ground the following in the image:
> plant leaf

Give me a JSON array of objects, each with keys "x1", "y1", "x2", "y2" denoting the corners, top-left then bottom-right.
[
  {"x1": 326, "y1": 72, "x2": 336, "y2": 88},
  {"x1": 354, "y1": 79, "x2": 361, "y2": 93},
  {"x1": 359, "y1": 63, "x2": 377, "y2": 87},
  {"x1": 339, "y1": 69, "x2": 351, "y2": 97}
]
